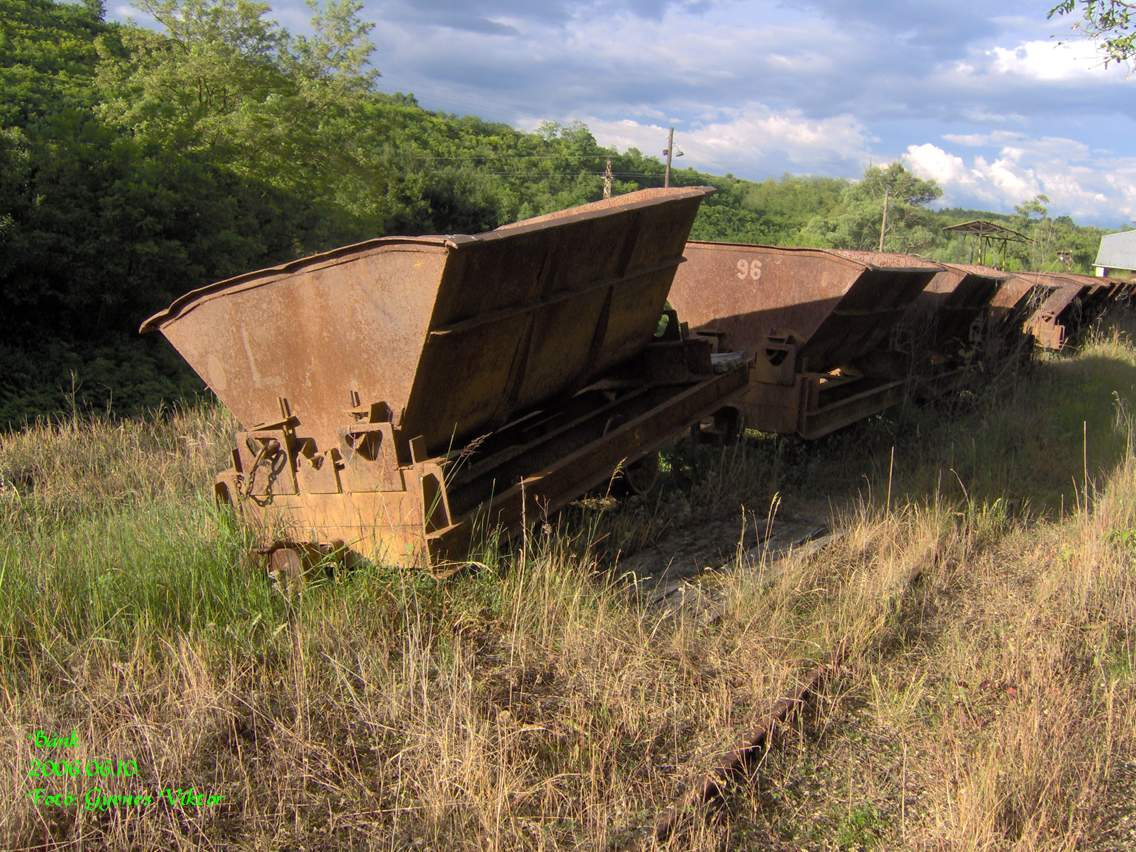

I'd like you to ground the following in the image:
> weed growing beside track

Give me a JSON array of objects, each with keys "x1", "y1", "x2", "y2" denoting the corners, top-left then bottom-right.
[{"x1": 1, "y1": 322, "x2": 1134, "y2": 848}]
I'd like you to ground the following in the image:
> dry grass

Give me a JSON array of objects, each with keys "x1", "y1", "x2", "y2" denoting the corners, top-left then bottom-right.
[{"x1": 1, "y1": 320, "x2": 1135, "y2": 849}]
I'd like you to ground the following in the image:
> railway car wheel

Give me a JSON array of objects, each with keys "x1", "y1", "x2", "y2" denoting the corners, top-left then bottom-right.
[
  {"x1": 620, "y1": 454, "x2": 661, "y2": 496},
  {"x1": 261, "y1": 541, "x2": 344, "y2": 591},
  {"x1": 601, "y1": 414, "x2": 661, "y2": 497}
]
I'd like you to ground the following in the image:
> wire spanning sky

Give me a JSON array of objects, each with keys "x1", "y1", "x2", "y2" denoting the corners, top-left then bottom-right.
[{"x1": 115, "y1": 0, "x2": 1136, "y2": 225}]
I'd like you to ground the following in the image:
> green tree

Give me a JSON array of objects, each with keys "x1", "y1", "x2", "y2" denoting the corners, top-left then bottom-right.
[
  {"x1": 856, "y1": 162, "x2": 942, "y2": 207},
  {"x1": 0, "y1": 0, "x2": 104, "y2": 124},
  {"x1": 1014, "y1": 194, "x2": 1049, "y2": 222},
  {"x1": 740, "y1": 175, "x2": 845, "y2": 244},
  {"x1": 96, "y1": 0, "x2": 293, "y2": 153},
  {"x1": 800, "y1": 163, "x2": 942, "y2": 252},
  {"x1": 291, "y1": 0, "x2": 378, "y2": 95}
]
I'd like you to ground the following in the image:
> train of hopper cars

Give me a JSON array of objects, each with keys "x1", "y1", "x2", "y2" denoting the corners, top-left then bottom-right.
[{"x1": 141, "y1": 188, "x2": 1132, "y2": 574}]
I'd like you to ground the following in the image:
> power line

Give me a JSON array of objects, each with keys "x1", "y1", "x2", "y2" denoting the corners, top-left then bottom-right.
[
  {"x1": 403, "y1": 153, "x2": 643, "y2": 162},
  {"x1": 393, "y1": 168, "x2": 669, "y2": 179}
]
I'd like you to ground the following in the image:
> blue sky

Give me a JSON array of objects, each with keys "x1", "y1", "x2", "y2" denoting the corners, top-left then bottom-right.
[{"x1": 115, "y1": 1, "x2": 1136, "y2": 226}]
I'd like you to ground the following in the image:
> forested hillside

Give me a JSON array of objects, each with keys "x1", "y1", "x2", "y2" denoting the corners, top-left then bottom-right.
[{"x1": 0, "y1": 0, "x2": 1111, "y2": 427}]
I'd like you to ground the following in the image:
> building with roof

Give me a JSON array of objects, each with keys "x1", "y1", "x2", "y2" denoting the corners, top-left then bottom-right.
[{"x1": 1094, "y1": 229, "x2": 1136, "y2": 276}]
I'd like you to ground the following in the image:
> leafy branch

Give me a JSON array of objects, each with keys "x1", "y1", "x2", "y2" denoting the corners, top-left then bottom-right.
[{"x1": 1050, "y1": 0, "x2": 1136, "y2": 65}]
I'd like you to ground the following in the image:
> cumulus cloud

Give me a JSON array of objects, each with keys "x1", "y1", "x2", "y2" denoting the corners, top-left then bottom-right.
[
  {"x1": 904, "y1": 143, "x2": 973, "y2": 187},
  {"x1": 928, "y1": 36, "x2": 1132, "y2": 121},
  {"x1": 903, "y1": 139, "x2": 1126, "y2": 221},
  {"x1": 549, "y1": 106, "x2": 872, "y2": 176},
  {"x1": 987, "y1": 39, "x2": 1121, "y2": 82}
]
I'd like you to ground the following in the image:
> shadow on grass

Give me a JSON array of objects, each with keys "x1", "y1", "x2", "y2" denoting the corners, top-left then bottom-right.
[{"x1": 873, "y1": 351, "x2": 1136, "y2": 517}]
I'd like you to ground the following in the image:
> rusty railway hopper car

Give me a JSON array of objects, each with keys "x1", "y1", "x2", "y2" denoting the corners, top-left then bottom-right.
[
  {"x1": 141, "y1": 188, "x2": 750, "y2": 574},
  {"x1": 667, "y1": 242, "x2": 937, "y2": 439},
  {"x1": 903, "y1": 261, "x2": 1001, "y2": 358},
  {"x1": 829, "y1": 252, "x2": 1003, "y2": 398},
  {"x1": 950, "y1": 265, "x2": 1086, "y2": 351}
]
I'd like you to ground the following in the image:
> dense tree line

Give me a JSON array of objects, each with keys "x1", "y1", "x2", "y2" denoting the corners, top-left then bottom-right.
[{"x1": 0, "y1": 0, "x2": 1111, "y2": 427}]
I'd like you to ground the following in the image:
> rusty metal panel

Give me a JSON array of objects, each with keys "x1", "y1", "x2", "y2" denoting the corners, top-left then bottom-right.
[
  {"x1": 951, "y1": 264, "x2": 1057, "y2": 341},
  {"x1": 912, "y1": 264, "x2": 1000, "y2": 351},
  {"x1": 750, "y1": 373, "x2": 910, "y2": 439},
  {"x1": 1057, "y1": 272, "x2": 1127, "y2": 321},
  {"x1": 667, "y1": 242, "x2": 936, "y2": 438},
  {"x1": 1120, "y1": 282, "x2": 1136, "y2": 306},
  {"x1": 142, "y1": 188, "x2": 711, "y2": 456},
  {"x1": 430, "y1": 359, "x2": 750, "y2": 564},
  {"x1": 1080, "y1": 283, "x2": 1117, "y2": 323},
  {"x1": 1030, "y1": 274, "x2": 1091, "y2": 312},
  {"x1": 211, "y1": 338, "x2": 750, "y2": 571},
  {"x1": 668, "y1": 242, "x2": 937, "y2": 373},
  {"x1": 833, "y1": 252, "x2": 1002, "y2": 357},
  {"x1": 142, "y1": 240, "x2": 449, "y2": 452}
]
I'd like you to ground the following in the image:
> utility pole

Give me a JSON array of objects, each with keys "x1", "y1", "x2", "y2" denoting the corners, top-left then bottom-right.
[
  {"x1": 663, "y1": 127, "x2": 674, "y2": 188},
  {"x1": 878, "y1": 187, "x2": 890, "y2": 252},
  {"x1": 602, "y1": 158, "x2": 613, "y2": 199}
]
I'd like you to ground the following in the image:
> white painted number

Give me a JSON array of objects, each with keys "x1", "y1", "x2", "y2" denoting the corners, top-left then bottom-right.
[{"x1": 735, "y1": 258, "x2": 763, "y2": 281}]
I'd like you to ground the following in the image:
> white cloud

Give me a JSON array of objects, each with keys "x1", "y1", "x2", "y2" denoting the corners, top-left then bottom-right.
[
  {"x1": 544, "y1": 105, "x2": 872, "y2": 176},
  {"x1": 942, "y1": 131, "x2": 1026, "y2": 147},
  {"x1": 943, "y1": 37, "x2": 1128, "y2": 88},
  {"x1": 905, "y1": 143, "x2": 973, "y2": 186},
  {"x1": 903, "y1": 139, "x2": 1136, "y2": 220},
  {"x1": 988, "y1": 39, "x2": 1120, "y2": 82},
  {"x1": 980, "y1": 153, "x2": 1040, "y2": 199}
]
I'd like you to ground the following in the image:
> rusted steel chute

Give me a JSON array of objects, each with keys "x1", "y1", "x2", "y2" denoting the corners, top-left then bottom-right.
[
  {"x1": 950, "y1": 265, "x2": 1084, "y2": 350},
  {"x1": 907, "y1": 263, "x2": 1001, "y2": 358},
  {"x1": 946, "y1": 266, "x2": 1126, "y2": 351},
  {"x1": 1023, "y1": 274, "x2": 1094, "y2": 350},
  {"x1": 828, "y1": 252, "x2": 1005, "y2": 397},
  {"x1": 950, "y1": 264, "x2": 1049, "y2": 349},
  {"x1": 1054, "y1": 271, "x2": 1131, "y2": 327}
]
